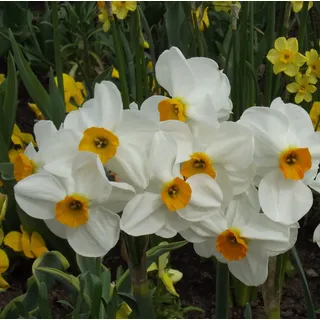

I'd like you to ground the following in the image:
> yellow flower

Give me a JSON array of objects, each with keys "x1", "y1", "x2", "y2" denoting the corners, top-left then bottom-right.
[
  {"x1": 0, "y1": 74, "x2": 5, "y2": 85},
  {"x1": 213, "y1": 1, "x2": 241, "y2": 13},
  {"x1": 97, "y1": 1, "x2": 105, "y2": 9},
  {"x1": 0, "y1": 230, "x2": 9, "y2": 290},
  {"x1": 4, "y1": 225, "x2": 48, "y2": 259},
  {"x1": 112, "y1": 67, "x2": 120, "y2": 79},
  {"x1": 8, "y1": 148, "x2": 24, "y2": 164},
  {"x1": 309, "y1": 101, "x2": 320, "y2": 131},
  {"x1": 306, "y1": 49, "x2": 320, "y2": 84},
  {"x1": 267, "y1": 37, "x2": 306, "y2": 76},
  {"x1": 11, "y1": 124, "x2": 36, "y2": 149},
  {"x1": 28, "y1": 103, "x2": 45, "y2": 120},
  {"x1": 193, "y1": 6, "x2": 210, "y2": 32},
  {"x1": 0, "y1": 193, "x2": 8, "y2": 221},
  {"x1": 147, "y1": 246, "x2": 183, "y2": 297},
  {"x1": 111, "y1": 1, "x2": 137, "y2": 19},
  {"x1": 286, "y1": 72, "x2": 317, "y2": 104},
  {"x1": 98, "y1": 8, "x2": 111, "y2": 32},
  {"x1": 291, "y1": 1, "x2": 313, "y2": 13}
]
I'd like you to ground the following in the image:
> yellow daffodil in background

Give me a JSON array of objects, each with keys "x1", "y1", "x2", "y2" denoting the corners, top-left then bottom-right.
[
  {"x1": 309, "y1": 101, "x2": 320, "y2": 131},
  {"x1": 306, "y1": 49, "x2": 320, "y2": 84},
  {"x1": 0, "y1": 193, "x2": 8, "y2": 221},
  {"x1": 286, "y1": 72, "x2": 317, "y2": 104},
  {"x1": 0, "y1": 74, "x2": 5, "y2": 85},
  {"x1": 11, "y1": 124, "x2": 36, "y2": 149},
  {"x1": 98, "y1": 7, "x2": 111, "y2": 32},
  {"x1": 193, "y1": 6, "x2": 210, "y2": 32},
  {"x1": 291, "y1": 1, "x2": 313, "y2": 13},
  {"x1": 112, "y1": 67, "x2": 120, "y2": 79},
  {"x1": 112, "y1": 1, "x2": 137, "y2": 19},
  {"x1": 4, "y1": 225, "x2": 48, "y2": 259},
  {"x1": 28, "y1": 103, "x2": 45, "y2": 120},
  {"x1": 0, "y1": 229, "x2": 9, "y2": 290},
  {"x1": 213, "y1": 1, "x2": 241, "y2": 13},
  {"x1": 147, "y1": 248, "x2": 183, "y2": 297},
  {"x1": 267, "y1": 37, "x2": 306, "y2": 76}
]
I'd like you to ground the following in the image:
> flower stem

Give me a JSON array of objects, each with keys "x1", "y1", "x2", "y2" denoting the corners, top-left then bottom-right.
[
  {"x1": 216, "y1": 262, "x2": 229, "y2": 318},
  {"x1": 297, "y1": 1, "x2": 309, "y2": 52}
]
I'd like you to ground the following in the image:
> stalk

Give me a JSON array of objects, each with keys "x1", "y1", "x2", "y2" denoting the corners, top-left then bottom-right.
[
  {"x1": 297, "y1": 1, "x2": 309, "y2": 52},
  {"x1": 134, "y1": 10, "x2": 143, "y2": 106},
  {"x1": 215, "y1": 262, "x2": 229, "y2": 318}
]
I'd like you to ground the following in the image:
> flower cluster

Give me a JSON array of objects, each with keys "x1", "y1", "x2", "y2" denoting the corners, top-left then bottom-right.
[{"x1": 13, "y1": 47, "x2": 320, "y2": 286}]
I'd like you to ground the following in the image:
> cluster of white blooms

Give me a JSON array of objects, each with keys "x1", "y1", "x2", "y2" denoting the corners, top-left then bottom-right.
[{"x1": 13, "y1": 47, "x2": 320, "y2": 286}]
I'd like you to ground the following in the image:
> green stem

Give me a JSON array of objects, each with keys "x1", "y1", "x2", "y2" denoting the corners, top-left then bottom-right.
[
  {"x1": 233, "y1": 276, "x2": 252, "y2": 307},
  {"x1": 248, "y1": 1, "x2": 255, "y2": 106},
  {"x1": 297, "y1": 1, "x2": 309, "y2": 52},
  {"x1": 264, "y1": 2, "x2": 275, "y2": 106},
  {"x1": 216, "y1": 262, "x2": 229, "y2": 319},
  {"x1": 51, "y1": 1, "x2": 64, "y2": 99},
  {"x1": 134, "y1": 10, "x2": 143, "y2": 106},
  {"x1": 191, "y1": 4, "x2": 204, "y2": 57},
  {"x1": 107, "y1": 2, "x2": 130, "y2": 109}
]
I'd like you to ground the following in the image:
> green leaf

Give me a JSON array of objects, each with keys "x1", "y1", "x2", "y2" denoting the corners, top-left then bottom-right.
[
  {"x1": 291, "y1": 246, "x2": 316, "y2": 319},
  {"x1": 0, "y1": 162, "x2": 13, "y2": 180},
  {"x1": 117, "y1": 292, "x2": 138, "y2": 315},
  {"x1": 88, "y1": 274, "x2": 103, "y2": 319},
  {"x1": 3, "y1": 52, "x2": 18, "y2": 147},
  {"x1": 244, "y1": 303, "x2": 252, "y2": 319},
  {"x1": 49, "y1": 69, "x2": 66, "y2": 128},
  {"x1": 76, "y1": 255, "x2": 104, "y2": 276},
  {"x1": 9, "y1": 29, "x2": 52, "y2": 120},
  {"x1": 0, "y1": 134, "x2": 9, "y2": 163},
  {"x1": 38, "y1": 282, "x2": 53, "y2": 318}
]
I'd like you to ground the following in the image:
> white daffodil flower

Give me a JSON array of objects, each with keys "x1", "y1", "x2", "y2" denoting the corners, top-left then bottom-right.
[
  {"x1": 14, "y1": 152, "x2": 135, "y2": 257},
  {"x1": 63, "y1": 81, "x2": 156, "y2": 190},
  {"x1": 139, "y1": 47, "x2": 232, "y2": 134},
  {"x1": 120, "y1": 134, "x2": 223, "y2": 238},
  {"x1": 13, "y1": 120, "x2": 79, "y2": 182},
  {"x1": 239, "y1": 97, "x2": 320, "y2": 225},
  {"x1": 180, "y1": 121, "x2": 255, "y2": 197},
  {"x1": 180, "y1": 186, "x2": 292, "y2": 286},
  {"x1": 313, "y1": 223, "x2": 320, "y2": 247}
]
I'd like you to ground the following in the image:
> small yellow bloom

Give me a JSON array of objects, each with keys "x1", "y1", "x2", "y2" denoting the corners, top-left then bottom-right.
[
  {"x1": 98, "y1": 8, "x2": 111, "y2": 32},
  {"x1": 193, "y1": 6, "x2": 210, "y2": 32},
  {"x1": 147, "y1": 248, "x2": 183, "y2": 297},
  {"x1": 112, "y1": 67, "x2": 120, "y2": 79},
  {"x1": 4, "y1": 225, "x2": 48, "y2": 259},
  {"x1": 112, "y1": 1, "x2": 137, "y2": 19},
  {"x1": 306, "y1": 49, "x2": 320, "y2": 84},
  {"x1": 0, "y1": 230, "x2": 9, "y2": 290},
  {"x1": 0, "y1": 193, "x2": 8, "y2": 221},
  {"x1": 97, "y1": 1, "x2": 105, "y2": 9},
  {"x1": 213, "y1": 1, "x2": 241, "y2": 13},
  {"x1": 286, "y1": 73, "x2": 317, "y2": 104},
  {"x1": 291, "y1": 1, "x2": 313, "y2": 13},
  {"x1": 11, "y1": 124, "x2": 36, "y2": 149},
  {"x1": 0, "y1": 74, "x2": 5, "y2": 85},
  {"x1": 309, "y1": 101, "x2": 320, "y2": 131},
  {"x1": 267, "y1": 37, "x2": 306, "y2": 76},
  {"x1": 28, "y1": 103, "x2": 45, "y2": 120}
]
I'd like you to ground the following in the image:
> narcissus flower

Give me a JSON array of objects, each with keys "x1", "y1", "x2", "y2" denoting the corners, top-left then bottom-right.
[
  {"x1": 291, "y1": 1, "x2": 313, "y2": 13},
  {"x1": 98, "y1": 8, "x2": 111, "y2": 32},
  {"x1": 140, "y1": 47, "x2": 232, "y2": 134},
  {"x1": 181, "y1": 186, "x2": 293, "y2": 286},
  {"x1": 120, "y1": 134, "x2": 223, "y2": 238},
  {"x1": 14, "y1": 152, "x2": 135, "y2": 257},
  {"x1": 286, "y1": 73, "x2": 317, "y2": 104},
  {"x1": 112, "y1": 1, "x2": 137, "y2": 19},
  {"x1": 13, "y1": 121, "x2": 78, "y2": 181},
  {"x1": 0, "y1": 230, "x2": 9, "y2": 290},
  {"x1": 309, "y1": 101, "x2": 320, "y2": 131},
  {"x1": 28, "y1": 103, "x2": 45, "y2": 120},
  {"x1": 4, "y1": 225, "x2": 47, "y2": 258},
  {"x1": 148, "y1": 248, "x2": 183, "y2": 297},
  {"x1": 11, "y1": 124, "x2": 36, "y2": 149},
  {"x1": 239, "y1": 97, "x2": 320, "y2": 225},
  {"x1": 267, "y1": 37, "x2": 306, "y2": 76},
  {"x1": 193, "y1": 6, "x2": 209, "y2": 32},
  {"x1": 112, "y1": 67, "x2": 120, "y2": 79},
  {"x1": 306, "y1": 49, "x2": 320, "y2": 83},
  {"x1": 63, "y1": 81, "x2": 156, "y2": 189},
  {"x1": 213, "y1": 1, "x2": 241, "y2": 13}
]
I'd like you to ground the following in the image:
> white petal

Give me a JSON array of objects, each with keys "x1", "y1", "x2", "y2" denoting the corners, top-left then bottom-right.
[
  {"x1": 228, "y1": 242, "x2": 268, "y2": 286},
  {"x1": 156, "y1": 225, "x2": 177, "y2": 238},
  {"x1": 14, "y1": 173, "x2": 66, "y2": 220},
  {"x1": 194, "y1": 239, "x2": 216, "y2": 258},
  {"x1": 64, "y1": 105, "x2": 96, "y2": 132},
  {"x1": 259, "y1": 170, "x2": 313, "y2": 225},
  {"x1": 313, "y1": 223, "x2": 320, "y2": 247},
  {"x1": 178, "y1": 174, "x2": 223, "y2": 221},
  {"x1": 155, "y1": 47, "x2": 195, "y2": 97},
  {"x1": 44, "y1": 219, "x2": 67, "y2": 239},
  {"x1": 67, "y1": 207, "x2": 120, "y2": 257},
  {"x1": 205, "y1": 122, "x2": 254, "y2": 170},
  {"x1": 72, "y1": 152, "x2": 112, "y2": 201},
  {"x1": 107, "y1": 142, "x2": 149, "y2": 190},
  {"x1": 24, "y1": 142, "x2": 38, "y2": 160},
  {"x1": 120, "y1": 193, "x2": 166, "y2": 236},
  {"x1": 34, "y1": 120, "x2": 57, "y2": 150},
  {"x1": 159, "y1": 120, "x2": 194, "y2": 163},
  {"x1": 140, "y1": 95, "x2": 166, "y2": 123},
  {"x1": 165, "y1": 211, "x2": 191, "y2": 233},
  {"x1": 306, "y1": 132, "x2": 320, "y2": 160}
]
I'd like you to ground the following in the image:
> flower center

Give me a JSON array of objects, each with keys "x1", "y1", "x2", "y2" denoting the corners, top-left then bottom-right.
[
  {"x1": 280, "y1": 50, "x2": 293, "y2": 64},
  {"x1": 161, "y1": 177, "x2": 192, "y2": 212},
  {"x1": 279, "y1": 147, "x2": 312, "y2": 180},
  {"x1": 14, "y1": 154, "x2": 38, "y2": 182},
  {"x1": 55, "y1": 194, "x2": 89, "y2": 228},
  {"x1": 158, "y1": 98, "x2": 187, "y2": 122},
  {"x1": 79, "y1": 127, "x2": 119, "y2": 164},
  {"x1": 216, "y1": 228, "x2": 248, "y2": 261},
  {"x1": 181, "y1": 152, "x2": 216, "y2": 179},
  {"x1": 299, "y1": 85, "x2": 306, "y2": 93}
]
